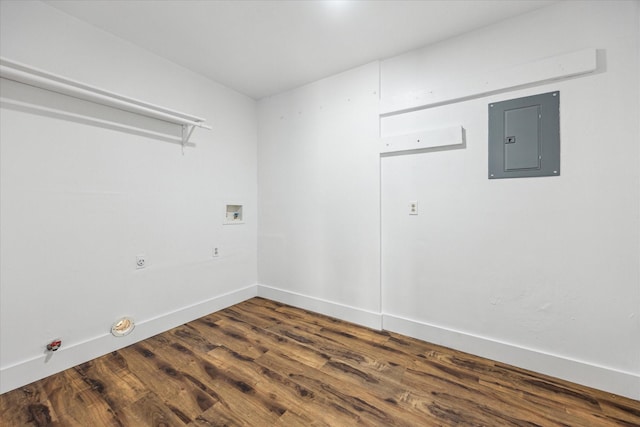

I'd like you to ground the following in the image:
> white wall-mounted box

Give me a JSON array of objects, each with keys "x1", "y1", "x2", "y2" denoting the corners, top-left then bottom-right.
[{"x1": 380, "y1": 125, "x2": 464, "y2": 155}]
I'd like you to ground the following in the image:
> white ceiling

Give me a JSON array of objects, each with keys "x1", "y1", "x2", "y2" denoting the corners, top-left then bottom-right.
[{"x1": 45, "y1": 0, "x2": 556, "y2": 100}]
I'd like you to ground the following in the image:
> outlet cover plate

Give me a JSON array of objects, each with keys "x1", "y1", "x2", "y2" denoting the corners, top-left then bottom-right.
[{"x1": 136, "y1": 254, "x2": 146, "y2": 269}]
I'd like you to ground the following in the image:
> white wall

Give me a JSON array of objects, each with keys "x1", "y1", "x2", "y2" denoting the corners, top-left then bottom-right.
[
  {"x1": 380, "y1": 0, "x2": 640, "y2": 399},
  {"x1": 257, "y1": 62, "x2": 381, "y2": 328},
  {"x1": 257, "y1": 0, "x2": 639, "y2": 399},
  {"x1": 0, "y1": 1, "x2": 257, "y2": 393}
]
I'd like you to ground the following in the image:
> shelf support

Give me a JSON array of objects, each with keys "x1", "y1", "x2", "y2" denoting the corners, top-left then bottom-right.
[{"x1": 182, "y1": 124, "x2": 196, "y2": 147}]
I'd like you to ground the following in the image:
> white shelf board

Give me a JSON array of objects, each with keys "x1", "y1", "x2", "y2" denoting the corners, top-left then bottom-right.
[
  {"x1": 0, "y1": 57, "x2": 211, "y2": 131},
  {"x1": 380, "y1": 126, "x2": 464, "y2": 154},
  {"x1": 380, "y1": 48, "x2": 597, "y2": 116}
]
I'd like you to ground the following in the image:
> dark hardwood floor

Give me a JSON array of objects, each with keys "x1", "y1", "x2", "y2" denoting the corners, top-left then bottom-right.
[{"x1": 1, "y1": 297, "x2": 639, "y2": 426}]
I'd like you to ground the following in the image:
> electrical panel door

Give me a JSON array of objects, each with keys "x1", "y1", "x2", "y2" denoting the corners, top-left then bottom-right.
[{"x1": 488, "y1": 92, "x2": 560, "y2": 179}]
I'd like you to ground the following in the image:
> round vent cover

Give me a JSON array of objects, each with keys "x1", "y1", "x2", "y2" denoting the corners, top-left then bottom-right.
[{"x1": 111, "y1": 317, "x2": 135, "y2": 337}]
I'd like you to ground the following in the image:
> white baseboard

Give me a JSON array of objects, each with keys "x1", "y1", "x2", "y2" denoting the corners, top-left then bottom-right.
[
  {"x1": 0, "y1": 285, "x2": 257, "y2": 394},
  {"x1": 255, "y1": 286, "x2": 639, "y2": 400},
  {"x1": 383, "y1": 313, "x2": 640, "y2": 401},
  {"x1": 257, "y1": 284, "x2": 383, "y2": 330},
  {"x1": 3, "y1": 284, "x2": 638, "y2": 401}
]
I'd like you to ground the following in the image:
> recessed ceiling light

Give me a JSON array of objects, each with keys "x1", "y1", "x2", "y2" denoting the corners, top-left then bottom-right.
[{"x1": 324, "y1": 0, "x2": 350, "y2": 9}]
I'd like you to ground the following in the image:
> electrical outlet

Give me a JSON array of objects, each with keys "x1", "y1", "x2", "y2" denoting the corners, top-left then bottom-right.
[
  {"x1": 136, "y1": 254, "x2": 146, "y2": 269},
  {"x1": 409, "y1": 201, "x2": 418, "y2": 215},
  {"x1": 212, "y1": 247, "x2": 219, "y2": 258}
]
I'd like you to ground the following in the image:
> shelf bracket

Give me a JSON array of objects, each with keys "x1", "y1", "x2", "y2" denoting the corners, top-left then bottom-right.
[{"x1": 182, "y1": 124, "x2": 196, "y2": 147}]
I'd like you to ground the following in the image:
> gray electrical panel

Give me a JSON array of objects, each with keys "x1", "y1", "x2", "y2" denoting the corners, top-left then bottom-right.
[{"x1": 488, "y1": 91, "x2": 560, "y2": 179}]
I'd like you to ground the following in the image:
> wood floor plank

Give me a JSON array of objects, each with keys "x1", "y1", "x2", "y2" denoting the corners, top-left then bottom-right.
[
  {"x1": 72, "y1": 358, "x2": 147, "y2": 416},
  {"x1": 144, "y1": 333, "x2": 288, "y2": 425},
  {"x1": 256, "y1": 351, "x2": 388, "y2": 425},
  {"x1": 118, "y1": 392, "x2": 188, "y2": 426},
  {"x1": 205, "y1": 346, "x2": 320, "y2": 424},
  {"x1": 166, "y1": 323, "x2": 221, "y2": 354},
  {"x1": 180, "y1": 363, "x2": 284, "y2": 426},
  {"x1": 379, "y1": 336, "x2": 610, "y2": 426},
  {"x1": 369, "y1": 330, "x2": 621, "y2": 426},
  {"x1": 0, "y1": 382, "x2": 59, "y2": 426},
  {"x1": 41, "y1": 374, "x2": 123, "y2": 427},
  {"x1": 122, "y1": 342, "x2": 224, "y2": 419},
  {"x1": 269, "y1": 302, "x2": 390, "y2": 345},
  {"x1": 207, "y1": 343, "x2": 361, "y2": 420},
  {"x1": 2, "y1": 297, "x2": 639, "y2": 426},
  {"x1": 190, "y1": 317, "x2": 269, "y2": 360},
  {"x1": 187, "y1": 401, "x2": 248, "y2": 426},
  {"x1": 599, "y1": 395, "x2": 640, "y2": 425},
  {"x1": 213, "y1": 316, "x2": 331, "y2": 370},
  {"x1": 256, "y1": 345, "x2": 431, "y2": 426}
]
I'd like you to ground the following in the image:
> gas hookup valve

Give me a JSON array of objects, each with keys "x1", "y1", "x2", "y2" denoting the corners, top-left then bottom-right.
[{"x1": 47, "y1": 339, "x2": 62, "y2": 351}]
